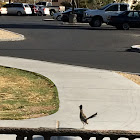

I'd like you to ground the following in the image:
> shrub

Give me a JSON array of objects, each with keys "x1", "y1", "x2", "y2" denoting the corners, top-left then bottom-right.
[{"x1": 134, "y1": 4, "x2": 140, "y2": 10}]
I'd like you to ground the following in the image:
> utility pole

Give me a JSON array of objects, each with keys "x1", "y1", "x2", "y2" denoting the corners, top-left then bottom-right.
[
  {"x1": 72, "y1": 0, "x2": 75, "y2": 14},
  {"x1": 69, "y1": 0, "x2": 77, "y2": 23}
]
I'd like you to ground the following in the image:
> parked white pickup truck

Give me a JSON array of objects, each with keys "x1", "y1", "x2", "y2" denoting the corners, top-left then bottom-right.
[
  {"x1": 36, "y1": 2, "x2": 65, "y2": 16},
  {"x1": 83, "y1": 3, "x2": 131, "y2": 27}
]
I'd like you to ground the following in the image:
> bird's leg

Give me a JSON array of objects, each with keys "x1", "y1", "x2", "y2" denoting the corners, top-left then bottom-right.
[
  {"x1": 82, "y1": 122, "x2": 85, "y2": 129},
  {"x1": 82, "y1": 123, "x2": 86, "y2": 129}
]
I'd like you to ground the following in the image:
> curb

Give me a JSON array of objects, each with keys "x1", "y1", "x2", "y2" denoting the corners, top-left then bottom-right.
[
  {"x1": 43, "y1": 19, "x2": 107, "y2": 26},
  {"x1": 61, "y1": 22, "x2": 107, "y2": 25},
  {"x1": 0, "y1": 28, "x2": 25, "y2": 41},
  {"x1": 131, "y1": 45, "x2": 140, "y2": 50},
  {"x1": 62, "y1": 22, "x2": 89, "y2": 25},
  {"x1": 43, "y1": 19, "x2": 55, "y2": 21}
]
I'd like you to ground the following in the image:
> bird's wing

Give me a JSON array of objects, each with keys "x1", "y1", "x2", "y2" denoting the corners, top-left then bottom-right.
[
  {"x1": 86, "y1": 112, "x2": 97, "y2": 120},
  {"x1": 80, "y1": 112, "x2": 87, "y2": 120},
  {"x1": 83, "y1": 113, "x2": 87, "y2": 119}
]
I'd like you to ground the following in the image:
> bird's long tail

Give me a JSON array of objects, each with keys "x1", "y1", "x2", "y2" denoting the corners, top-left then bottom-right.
[{"x1": 86, "y1": 112, "x2": 97, "y2": 120}]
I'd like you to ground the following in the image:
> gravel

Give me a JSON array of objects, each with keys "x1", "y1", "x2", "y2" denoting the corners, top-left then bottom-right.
[{"x1": 117, "y1": 72, "x2": 140, "y2": 86}]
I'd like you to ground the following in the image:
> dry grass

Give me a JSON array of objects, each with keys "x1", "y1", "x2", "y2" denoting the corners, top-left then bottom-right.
[
  {"x1": 0, "y1": 29, "x2": 21, "y2": 40},
  {"x1": 117, "y1": 72, "x2": 140, "y2": 86},
  {"x1": 0, "y1": 66, "x2": 59, "y2": 120}
]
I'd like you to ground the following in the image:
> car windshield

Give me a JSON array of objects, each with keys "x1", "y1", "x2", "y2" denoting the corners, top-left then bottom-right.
[
  {"x1": 24, "y1": 4, "x2": 29, "y2": 7},
  {"x1": 63, "y1": 8, "x2": 86, "y2": 14},
  {"x1": 98, "y1": 4, "x2": 112, "y2": 10},
  {"x1": 3, "y1": 4, "x2": 7, "y2": 7}
]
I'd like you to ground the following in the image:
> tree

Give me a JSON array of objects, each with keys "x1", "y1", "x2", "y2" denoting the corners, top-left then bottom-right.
[
  {"x1": 83, "y1": 0, "x2": 113, "y2": 9},
  {"x1": 133, "y1": 3, "x2": 140, "y2": 9},
  {"x1": 61, "y1": 1, "x2": 72, "y2": 7}
]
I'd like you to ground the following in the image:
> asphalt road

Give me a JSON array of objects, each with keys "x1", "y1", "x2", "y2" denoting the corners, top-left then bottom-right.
[{"x1": 0, "y1": 15, "x2": 139, "y2": 73}]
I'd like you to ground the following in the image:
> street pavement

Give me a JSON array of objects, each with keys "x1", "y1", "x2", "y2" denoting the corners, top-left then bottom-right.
[
  {"x1": 0, "y1": 16, "x2": 140, "y2": 73},
  {"x1": 0, "y1": 56, "x2": 140, "y2": 140}
]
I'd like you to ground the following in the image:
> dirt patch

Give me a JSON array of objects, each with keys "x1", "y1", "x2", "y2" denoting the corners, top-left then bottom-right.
[{"x1": 0, "y1": 29, "x2": 24, "y2": 41}]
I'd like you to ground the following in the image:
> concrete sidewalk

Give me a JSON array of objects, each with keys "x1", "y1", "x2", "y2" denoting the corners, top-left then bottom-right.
[{"x1": 0, "y1": 56, "x2": 140, "y2": 134}]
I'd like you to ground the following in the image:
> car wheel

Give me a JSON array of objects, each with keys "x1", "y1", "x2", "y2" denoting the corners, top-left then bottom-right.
[
  {"x1": 89, "y1": 21, "x2": 94, "y2": 27},
  {"x1": 17, "y1": 11, "x2": 22, "y2": 16},
  {"x1": 50, "y1": 10, "x2": 55, "y2": 16},
  {"x1": 122, "y1": 23, "x2": 129, "y2": 30},
  {"x1": 115, "y1": 25, "x2": 123, "y2": 30},
  {"x1": 61, "y1": 16, "x2": 68, "y2": 22},
  {"x1": 90, "y1": 17, "x2": 102, "y2": 27},
  {"x1": 38, "y1": 11, "x2": 42, "y2": 16},
  {"x1": 56, "y1": 15, "x2": 61, "y2": 21},
  {"x1": 77, "y1": 16, "x2": 82, "y2": 22}
]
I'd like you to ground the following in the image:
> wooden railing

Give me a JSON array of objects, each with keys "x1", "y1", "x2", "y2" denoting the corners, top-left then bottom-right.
[{"x1": 0, "y1": 127, "x2": 140, "y2": 140}]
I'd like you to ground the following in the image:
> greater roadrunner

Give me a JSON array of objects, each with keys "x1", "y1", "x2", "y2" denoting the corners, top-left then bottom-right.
[{"x1": 79, "y1": 105, "x2": 97, "y2": 128}]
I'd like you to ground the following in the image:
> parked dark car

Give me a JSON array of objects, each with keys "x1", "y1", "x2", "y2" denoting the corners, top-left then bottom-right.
[
  {"x1": 61, "y1": 8, "x2": 88, "y2": 22},
  {"x1": 108, "y1": 11, "x2": 140, "y2": 30},
  {"x1": 29, "y1": 4, "x2": 39, "y2": 15}
]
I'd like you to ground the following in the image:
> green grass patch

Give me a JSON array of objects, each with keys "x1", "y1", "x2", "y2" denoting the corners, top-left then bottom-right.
[{"x1": 0, "y1": 66, "x2": 59, "y2": 120}]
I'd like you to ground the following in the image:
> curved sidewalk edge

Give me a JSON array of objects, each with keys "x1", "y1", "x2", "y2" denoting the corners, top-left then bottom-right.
[
  {"x1": 0, "y1": 29, "x2": 25, "y2": 41},
  {"x1": 0, "y1": 56, "x2": 140, "y2": 132}
]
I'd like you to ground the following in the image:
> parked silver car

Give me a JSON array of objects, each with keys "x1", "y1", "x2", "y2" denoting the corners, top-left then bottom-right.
[{"x1": 0, "y1": 3, "x2": 32, "y2": 16}]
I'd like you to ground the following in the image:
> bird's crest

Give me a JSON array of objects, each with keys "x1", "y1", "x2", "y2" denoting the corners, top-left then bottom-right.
[{"x1": 79, "y1": 105, "x2": 83, "y2": 110}]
